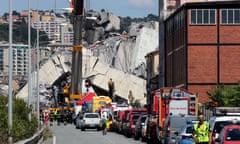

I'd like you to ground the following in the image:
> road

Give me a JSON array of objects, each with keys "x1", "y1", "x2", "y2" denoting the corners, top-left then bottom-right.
[{"x1": 46, "y1": 123, "x2": 146, "y2": 144}]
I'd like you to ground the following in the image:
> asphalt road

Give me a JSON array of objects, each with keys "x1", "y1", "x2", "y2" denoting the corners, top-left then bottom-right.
[{"x1": 46, "y1": 123, "x2": 146, "y2": 144}]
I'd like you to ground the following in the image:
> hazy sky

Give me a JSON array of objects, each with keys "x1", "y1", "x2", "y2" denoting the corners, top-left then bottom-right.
[{"x1": 1, "y1": 0, "x2": 158, "y2": 18}]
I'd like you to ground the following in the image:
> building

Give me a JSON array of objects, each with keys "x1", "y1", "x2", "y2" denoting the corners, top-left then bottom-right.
[
  {"x1": 162, "y1": 1, "x2": 240, "y2": 102},
  {"x1": 30, "y1": 10, "x2": 74, "y2": 45},
  {"x1": 164, "y1": 0, "x2": 236, "y2": 18},
  {"x1": 0, "y1": 42, "x2": 29, "y2": 79},
  {"x1": 145, "y1": 50, "x2": 159, "y2": 106}
]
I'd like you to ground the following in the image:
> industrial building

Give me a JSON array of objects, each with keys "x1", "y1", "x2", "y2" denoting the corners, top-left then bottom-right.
[{"x1": 163, "y1": 1, "x2": 240, "y2": 102}]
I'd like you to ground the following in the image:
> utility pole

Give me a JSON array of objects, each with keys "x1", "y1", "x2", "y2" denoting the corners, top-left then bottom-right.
[
  {"x1": 159, "y1": 0, "x2": 166, "y2": 88},
  {"x1": 28, "y1": 0, "x2": 32, "y2": 121},
  {"x1": 8, "y1": 0, "x2": 13, "y2": 143},
  {"x1": 70, "y1": 0, "x2": 84, "y2": 99}
]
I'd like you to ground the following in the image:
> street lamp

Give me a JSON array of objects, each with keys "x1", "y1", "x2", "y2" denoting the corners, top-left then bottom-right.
[
  {"x1": 8, "y1": 0, "x2": 13, "y2": 143},
  {"x1": 35, "y1": 33, "x2": 55, "y2": 130},
  {"x1": 28, "y1": 0, "x2": 32, "y2": 122}
]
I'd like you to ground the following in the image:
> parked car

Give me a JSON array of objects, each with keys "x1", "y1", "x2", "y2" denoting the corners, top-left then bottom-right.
[
  {"x1": 209, "y1": 116, "x2": 240, "y2": 144},
  {"x1": 75, "y1": 114, "x2": 84, "y2": 129},
  {"x1": 122, "y1": 114, "x2": 141, "y2": 137},
  {"x1": 161, "y1": 115, "x2": 198, "y2": 144},
  {"x1": 81, "y1": 112, "x2": 101, "y2": 131},
  {"x1": 118, "y1": 108, "x2": 147, "y2": 134},
  {"x1": 215, "y1": 125, "x2": 240, "y2": 144},
  {"x1": 134, "y1": 115, "x2": 147, "y2": 140},
  {"x1": 141, "y1": 115, "x2": 149, "y2": 142}
]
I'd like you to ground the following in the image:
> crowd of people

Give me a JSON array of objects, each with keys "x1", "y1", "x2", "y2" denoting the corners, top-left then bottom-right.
[{"x1": 40, "y1": 108, "x2": 74, "y2": 126}]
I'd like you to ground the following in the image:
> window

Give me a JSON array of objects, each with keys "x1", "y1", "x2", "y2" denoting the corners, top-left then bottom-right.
[
  {"x1": 221, "y1": 9, "x2": 240, "y2": 24},
  {"x1": 226, "y1": 129, "x2": 240, "y2": 141},
  {"x1": 190, "y1": 9, "x2": 216, "y2": 24}
]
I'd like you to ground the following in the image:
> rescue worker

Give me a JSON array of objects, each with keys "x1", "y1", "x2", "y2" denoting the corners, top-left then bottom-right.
[
  {"x1": 56, "y1": 111, "x2": 61, "y2": 126},
  {"x1": 44, "y1": 110, "x2": 49, "y2": 126},
  {"x1": 53, "y1": 109, "x2": 58, "y2": 122},
  {"x1": 63, "y1": 110, "x2": 67, "y2": 125},
  {"x1": 100, "y1": 116, "x2": 107, "y2": 135},
  {"x1": 192, "y1": 115, "x2": 211, "y2": 144},
  {"x1": 128, "y1": 90, "x2": 134, "y2": 106},
  {"x1": 106, "y1": 115, "x2": 113, "y2": 131},
  {"x1": 40, "y1": 110, "x2": 44, "y2": 124},
  {"x1": 49, "y1": 111, "x2": 54, "y2": 126},
  {"x1": 108, "y1": 78, "x2": 115, "y2": 100}
]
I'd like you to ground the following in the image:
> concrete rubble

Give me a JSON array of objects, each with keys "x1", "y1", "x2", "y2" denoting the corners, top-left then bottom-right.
[{"x1": 15, "y1": 13, "x2": 159, "y2": 105}]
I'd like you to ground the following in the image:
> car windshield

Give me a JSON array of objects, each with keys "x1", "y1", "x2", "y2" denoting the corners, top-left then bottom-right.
[
  {"x1": 214, "y1": 121, "x2": 240, "y2": 133},
  {"x1": 186, "y1": 125, "x2": 194, "y2": 134},
  {"x1": 141, "y1": 117, "x2": 147, "y2": 123},
  {"x1": 85, "y1": 114, "x2": 99, "y2": 118},
  {"x1": 170, "y1": 117, "x2": 186, "y2": 129},
  {"x1": 133, "y1": 115, "x2": 140, "y2": 122},
  {"x1": 226, "y1": 128, "x2": 240, "y2": 141}
]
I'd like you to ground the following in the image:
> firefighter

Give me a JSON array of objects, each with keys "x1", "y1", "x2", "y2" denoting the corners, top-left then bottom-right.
[
  {"x1": 49, "y1": 111, "x2": 54, "y2": 126},
  {"x1": 44, "y1": 110, "x2": 49, "y2": 126},
  {"x1": 106, "y1": 115, "x2": 113, "y2": 131},
  {"x1": 57, "y1": 111, "x2": 61, "y2": 126},
  {"x1": 108, "y1": 78, "x2": 115, "y2": 100},
  {"x1": 192, "y1": 115, "x2": 211, "y2": 144},
  {"x1": 100, "y1": 115, "x2": 107, "y2": 135},
  {"x1": 63, "y1": 110, "x2": 67, "y2": 125},
  {"x1": 53, "y1": 109, "x2": 58, "y2": 122}
]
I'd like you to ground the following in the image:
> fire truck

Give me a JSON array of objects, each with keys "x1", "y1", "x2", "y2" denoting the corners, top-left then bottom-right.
[{"x1": 146, "y1": 87, "x2": 198, "y2": 143}]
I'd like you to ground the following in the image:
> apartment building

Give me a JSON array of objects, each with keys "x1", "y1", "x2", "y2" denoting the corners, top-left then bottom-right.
[
  {"x1": 0, "y1": 42, "x2": 29, "y2": 79},
  {"x1": 162, "y1": 1, "x2": 240, "y2": 102},
  {"x1": 29, "y1": 10, "x2": 73, "y2": 44}
]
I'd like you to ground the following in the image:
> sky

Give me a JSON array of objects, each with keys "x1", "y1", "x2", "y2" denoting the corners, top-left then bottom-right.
[{"x1": 1, "y1": 0, "x2": 158, "y2": 18}]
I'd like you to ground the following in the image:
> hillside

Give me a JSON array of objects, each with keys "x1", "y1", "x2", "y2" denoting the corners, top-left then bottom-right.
[{"x1": 0, "y1": 13, "x2": 158, "y2": 44}]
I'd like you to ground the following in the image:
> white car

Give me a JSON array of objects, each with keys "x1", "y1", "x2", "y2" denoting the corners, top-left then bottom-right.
[
  {"x1": 81, "y1": 112, "x2": 101, "y2": 131},
  {"x1": 209, "y1": 116, "x2": 240, "y2": 144}
]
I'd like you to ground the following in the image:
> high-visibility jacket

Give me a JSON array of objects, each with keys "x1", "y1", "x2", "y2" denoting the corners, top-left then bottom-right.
[
  {"x1": 194, "y1": 121, "x2": 210, "y2": 143},
  {"x1": 106, "y1": 120, "x2": 112, "y2": 130}
]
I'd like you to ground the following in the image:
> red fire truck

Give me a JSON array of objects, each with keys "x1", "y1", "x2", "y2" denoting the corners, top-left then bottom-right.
[{"x1": 146, "y1": 87, "x2": 198, "y2": 143}]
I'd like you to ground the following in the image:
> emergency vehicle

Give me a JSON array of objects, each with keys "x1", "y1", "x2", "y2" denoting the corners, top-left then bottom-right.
[{"x1": 146, "y1": 87, "x2": 198, "y2": 143}]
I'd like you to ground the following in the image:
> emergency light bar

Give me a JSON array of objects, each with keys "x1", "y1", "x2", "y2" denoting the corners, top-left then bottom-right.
[{"x1": 214, "y1": 107, "x2": 240, "y2": 116}]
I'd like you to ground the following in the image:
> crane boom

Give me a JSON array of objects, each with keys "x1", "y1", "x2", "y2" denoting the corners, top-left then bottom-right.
[{"x1": 69, "y1": 0, "x2": 84, "y2": 100}]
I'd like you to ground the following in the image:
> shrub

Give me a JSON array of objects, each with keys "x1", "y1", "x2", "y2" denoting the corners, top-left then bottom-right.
[{"x1": 0, "y1": 96, "x2": 38, "y2": 143}]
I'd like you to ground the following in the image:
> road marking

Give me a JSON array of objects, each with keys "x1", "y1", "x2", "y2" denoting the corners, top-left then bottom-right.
[{"x1": 53, "y1": 135, "x2": 56, "y2": 144}]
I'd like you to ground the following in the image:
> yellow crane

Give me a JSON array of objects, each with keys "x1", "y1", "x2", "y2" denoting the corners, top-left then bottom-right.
[{"x1": 64, "y1": 0, "x2": 85, "y2": 104}]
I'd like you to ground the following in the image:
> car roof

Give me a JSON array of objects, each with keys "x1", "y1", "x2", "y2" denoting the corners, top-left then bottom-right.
[
  {"x1": 210, "y1": 116, "x2": 240, "y2": 121},
  {"x1": 84, "y1": 112, "x2": 99, "y2": 115},
  {"x1": 224, "y1": 124, "x2": 240, "y2": 129}
]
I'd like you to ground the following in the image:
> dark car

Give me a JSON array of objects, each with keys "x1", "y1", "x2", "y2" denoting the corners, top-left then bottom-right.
[
  {"x1": 134, "y1": 115, "x2": 147, "y2": 140},
  {"x1": 122, "y1": 114, "x2": 141, "y2": 137},
  {"x1": 161, "y1": 115, "x2": 198, "y2": 144}
]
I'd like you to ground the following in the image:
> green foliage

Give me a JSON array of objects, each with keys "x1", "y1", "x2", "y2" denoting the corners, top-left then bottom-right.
[
  {"x1": 1, "y1": 13, "x2": 157, "y2": 43},
  {"x1": 131, "y1": 99, "x2": 142, "y2": 108},
  {"x1": 207, "y1": 83, "x2": 240, "y2": 107},
  {"x1": 0, "y1": 97, "x2": 8, "y2": 143},
  {"x1": 119, "y1": 14, "x2": 158, "y2": 33},
  {"x1": 0, "y1": 96, "x2": 38, "y2": 143},
  {"x1": 0, "y1": 23, "x2": 49, "y2": 45}
]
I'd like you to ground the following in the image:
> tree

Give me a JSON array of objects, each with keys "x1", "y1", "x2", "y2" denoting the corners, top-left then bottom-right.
[
  {"x1": 131, "y1": 99, "x2": 141, "y2": 108},
  {"x1": 0, "y1": 23, "x2": 49, "y2": 45},
  {"x1": 207, "y1": 83, "x2": 240, "y2": 107},
  {"x1": 0, "y1": 96, "x2": 37, "y2": 143}
]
